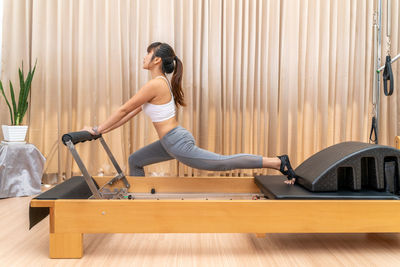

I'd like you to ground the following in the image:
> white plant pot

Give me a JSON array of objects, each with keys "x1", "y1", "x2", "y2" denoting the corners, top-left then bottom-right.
[{"x1": 2, "y1": 125, "x2": 28, "y2": 142}]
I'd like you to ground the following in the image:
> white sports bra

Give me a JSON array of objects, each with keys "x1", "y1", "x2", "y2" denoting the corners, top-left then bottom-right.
[{"x1": 142, "y1": 76, "x2": 176, "y2": 122}]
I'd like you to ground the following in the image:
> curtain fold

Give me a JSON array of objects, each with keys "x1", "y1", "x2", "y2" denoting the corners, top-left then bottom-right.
[{"x1": 1, "y1": 0, "x2": 399, "y2": 182}]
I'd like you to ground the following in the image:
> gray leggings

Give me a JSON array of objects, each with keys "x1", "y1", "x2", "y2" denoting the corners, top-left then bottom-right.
[{"x1": 128, "y1": 126, "x2": 263, "y2": 176}]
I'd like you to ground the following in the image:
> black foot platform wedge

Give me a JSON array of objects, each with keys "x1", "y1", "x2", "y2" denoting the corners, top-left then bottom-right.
[{"x1": 257, "y1": 141, "x2": 400, "y2": 199}]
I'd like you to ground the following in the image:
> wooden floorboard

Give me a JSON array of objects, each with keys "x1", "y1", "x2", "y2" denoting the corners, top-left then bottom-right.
[{"x1": 2, "y1": 192, "x2": 400, "y2": 266}]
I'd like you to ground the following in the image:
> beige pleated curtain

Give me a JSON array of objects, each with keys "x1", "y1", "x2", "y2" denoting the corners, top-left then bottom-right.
[{"x1": 1, "y1": 0, "x2": 399, "y2": 182}]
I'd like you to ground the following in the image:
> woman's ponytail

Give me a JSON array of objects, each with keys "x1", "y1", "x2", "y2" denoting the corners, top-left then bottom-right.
[
  {"x1": 171, "y1": 56, "x2": 185, "y2": 107},
  {"x1": 147, "y1": 42, "x2": 185, "y2": 107}
]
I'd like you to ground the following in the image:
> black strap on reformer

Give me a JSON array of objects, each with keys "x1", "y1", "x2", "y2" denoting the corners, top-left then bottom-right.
[
  {"x1": 369, "y1": 116, "x2": 378, "y2": 144},
  {"x1": 383, "y1": 55, "x2": 394, "y2": 96}
]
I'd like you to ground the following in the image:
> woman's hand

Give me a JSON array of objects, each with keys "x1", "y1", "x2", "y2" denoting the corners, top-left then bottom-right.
[{"x1": 81, "y1": 126, "x2": 96, "y2": 135}]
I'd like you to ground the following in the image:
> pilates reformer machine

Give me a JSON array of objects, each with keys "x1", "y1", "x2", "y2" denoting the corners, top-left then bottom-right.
[{"x1": 29, "y1": 131, "x2": 400, "y2": 258}]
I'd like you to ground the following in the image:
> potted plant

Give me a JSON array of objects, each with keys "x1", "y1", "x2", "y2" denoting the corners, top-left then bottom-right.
[{"x1": 0, "y1": 61, "x2": 37, "y2": 143}]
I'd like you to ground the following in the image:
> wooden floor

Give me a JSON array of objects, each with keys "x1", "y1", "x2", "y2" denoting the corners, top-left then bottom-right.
[{"x1": 3, "y1": 194, "x2": 400, "y2": 267}]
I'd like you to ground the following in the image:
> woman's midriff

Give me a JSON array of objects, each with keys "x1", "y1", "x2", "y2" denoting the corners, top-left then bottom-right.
[{"x1": 153, "y1": 116, "x2": 179, "y2": 139}]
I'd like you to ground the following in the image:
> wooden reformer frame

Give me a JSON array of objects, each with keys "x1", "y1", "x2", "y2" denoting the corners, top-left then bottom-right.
[
  {"x1": 31, "y1": 175, "x2": 400, "y2": 259},
  {"x1": 29, "y1": 132, "x2": 400, "y2": 258}
]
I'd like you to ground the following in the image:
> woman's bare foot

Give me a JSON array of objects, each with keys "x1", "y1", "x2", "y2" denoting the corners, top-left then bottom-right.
[
  {"x1": 261, "y1": 157, "x2": 281, "y2": 169},
  {"x1": 261, "y1": 156, "x2": 297, "y2": 184},
  {"x1": 284, "y1": 178, "x2": 296, "y2": 185}
]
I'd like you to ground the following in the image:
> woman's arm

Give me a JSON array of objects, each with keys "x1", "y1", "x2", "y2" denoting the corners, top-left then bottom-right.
[
  {"x1": 101, "y1": 107, "x2": 142, "y2": 134},
  {"x1": 95, "y1": 80, "x2": 159, "y2": 134}
]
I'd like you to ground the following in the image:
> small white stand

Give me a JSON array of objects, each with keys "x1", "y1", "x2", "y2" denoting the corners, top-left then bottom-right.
[{"x1": 0, "y1": 142, "x2": 45, "y2": 198}]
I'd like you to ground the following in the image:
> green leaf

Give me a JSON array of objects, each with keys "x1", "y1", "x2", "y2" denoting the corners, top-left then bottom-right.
[
  {"x1": 9, "y1": 81, "x2": 18, "y2": 125},
  {"x1": 0, "y1": 81, "x2": 14, "y2": 124},
  {"x1": 17, "y1": 66, "x2": 25, "y2": 122},
  {"x1": 21, "y1": 101, "x2": 29, "y2": 121},
  {"x1": 15, "y1": 114, "x2": 20, "y2": 125},
  {"x1": 23, "y1": 64, "x2": 35, "y2": 104},
  {"x1": 18, "y1": 101, "x2": 29, "y2": 125},
  {"x1": 20, "y1": 61, "x2": 37, "y2": 122},
  {"x1": 21, "y1": 61, "x2": 24, "y2": 78}
]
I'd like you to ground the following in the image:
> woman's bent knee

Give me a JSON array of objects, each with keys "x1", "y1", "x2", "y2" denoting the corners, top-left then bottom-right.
[
  {"x1": 128, "y1": 153, "x2": 145, "y2": 176},
  {"x1": 129, "y1": 153, "x2": 141, "y2": 167}
]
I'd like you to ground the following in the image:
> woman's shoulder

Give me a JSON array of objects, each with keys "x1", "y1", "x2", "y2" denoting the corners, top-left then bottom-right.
[
  {"x1": 146, "y1": 77, "x2": 167, "y2": 86},
  {"x1": 145, "y1": 77, "x2": 170, "y2": 91}
]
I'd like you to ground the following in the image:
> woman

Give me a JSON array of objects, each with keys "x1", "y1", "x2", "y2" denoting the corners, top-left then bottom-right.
[{"x1": 83, "y1": 42, "x2": 297, "y2": 184}]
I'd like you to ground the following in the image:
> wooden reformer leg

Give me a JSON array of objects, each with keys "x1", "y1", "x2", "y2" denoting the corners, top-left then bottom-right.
[{"x1": 49, "y1": 233, "x2": 83, "y2": 258}]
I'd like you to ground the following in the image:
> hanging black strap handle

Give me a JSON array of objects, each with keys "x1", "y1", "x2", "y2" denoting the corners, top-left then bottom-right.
[
  {"x1": 369, "y1": 116, "x2": 378, "y2": 144},
  {"x1": 383, "y1": 55, "x2": 394, "y2": 96}
]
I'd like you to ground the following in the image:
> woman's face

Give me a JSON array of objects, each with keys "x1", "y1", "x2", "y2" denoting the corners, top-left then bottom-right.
[
  {"x1": 143, "y1": 50, "x2": 161, "y2": 70},
  {"x1": 142, "y1": 51, "x2": 153, "y2": 70}
]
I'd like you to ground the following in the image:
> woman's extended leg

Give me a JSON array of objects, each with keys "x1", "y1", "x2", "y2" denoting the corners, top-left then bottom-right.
[
  {"x1": 160, "y1": 126, "x2": 281, "y2": 172},
  {"x1": 128, "y1": 140, "x2": 173, "y2": 176}
]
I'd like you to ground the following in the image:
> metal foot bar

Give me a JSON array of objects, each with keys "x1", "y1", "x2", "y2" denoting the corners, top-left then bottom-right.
[
  {"x1": 62, "y1": 131, "x2": 130, "y2": 199},
  {"x1": 65, "y1": 140, "x2": 102, "y2": 199},
  {"x1": 99, "y1": 137, "x2": 130, "y2": 189}
]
